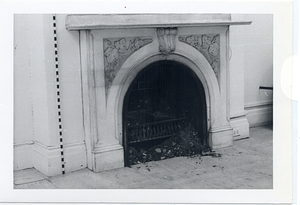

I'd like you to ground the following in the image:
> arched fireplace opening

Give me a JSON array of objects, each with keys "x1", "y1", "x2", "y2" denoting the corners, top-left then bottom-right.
[{"x1": 123, "y1": 60, "x2": 208, "y2": 166}]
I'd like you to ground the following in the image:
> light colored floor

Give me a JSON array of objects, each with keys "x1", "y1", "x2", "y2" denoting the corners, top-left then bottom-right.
[{"x1": 14, "y1": 125, "x2": 273, "y2": 189}]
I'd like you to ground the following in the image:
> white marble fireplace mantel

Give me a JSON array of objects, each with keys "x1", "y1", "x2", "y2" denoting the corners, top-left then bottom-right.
[{"x1": 65, "y1": 14, "x2": 251, "y2": 172}]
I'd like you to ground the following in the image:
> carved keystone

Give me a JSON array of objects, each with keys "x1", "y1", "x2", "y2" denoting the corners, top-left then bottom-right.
[{"x1": 157, "y1": 28, "x2": 178, "y2": 54}]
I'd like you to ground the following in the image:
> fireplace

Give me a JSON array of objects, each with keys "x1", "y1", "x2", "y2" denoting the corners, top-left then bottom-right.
[
  {"x1": 66, "y1": 14, "x2": 251, "y2": 172},
  {"x1": 123, "y1": 60, "x2": 207, "y2": 166}
]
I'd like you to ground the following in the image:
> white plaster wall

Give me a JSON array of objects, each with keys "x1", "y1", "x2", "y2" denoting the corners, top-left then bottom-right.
[
  {"x1": 229, "y1": 16, "x2": 246, "y2": 117},
  {"x1": 14, "y1": 15, "x2": 49, "y2": 169},
  {"x1": 14, "y1": 15, "x2": 35, "y2": 145},
  {"x1": 243, "y1": 14, "x2": 273, "y2": 105},
  {"x1": 40, "y1": 15, "x2": 60, "y2": 147},
  {"x1": 14, "y1": 15, "x2": 63, "y2": 147},
  {"x1": 231, "y1": 14, "x2": 273, "y2": 127},
  {"x1": 14, "y1": 14, "x2": 86, "y2": 173},
  {"x1": 55, "y1": 14, "x2": 84, "y2": 145}
]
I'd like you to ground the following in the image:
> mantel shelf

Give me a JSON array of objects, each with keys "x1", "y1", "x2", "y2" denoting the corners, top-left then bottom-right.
[{"x1": 66, "y1": 14, "x2": 252, "y2": 30}]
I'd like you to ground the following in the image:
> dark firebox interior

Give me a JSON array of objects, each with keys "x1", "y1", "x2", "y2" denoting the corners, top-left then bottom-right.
[{"x1": 123, "y1": 60, "x2": 208, "y2": 166}]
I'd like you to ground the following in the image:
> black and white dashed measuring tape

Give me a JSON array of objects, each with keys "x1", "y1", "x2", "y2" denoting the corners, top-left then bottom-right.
[{"x1": 52, "y1": 14, "x2": 65, "y2": 175}]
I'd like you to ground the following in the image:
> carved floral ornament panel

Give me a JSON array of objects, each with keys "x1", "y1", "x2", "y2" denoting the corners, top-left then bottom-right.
[
  {"x1": 103, "y1": 33, "x2": 220, "y2": 95},
  {"x1": 103, "y1": 37, "x2": 153, "y2": 93},
  {"x1": 179, "y1": 34, "x2": 220, "y2": 81}
]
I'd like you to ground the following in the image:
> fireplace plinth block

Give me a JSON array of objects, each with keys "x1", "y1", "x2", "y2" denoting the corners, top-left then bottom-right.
[
  {"x1": 92, "y1": 144, "x2": 124, "y2": 172},
  {"x1": 230, "y1": 113, "x2": 250, "y2": 140},
  {"x1": 209, "y1": 126, "x2": 233, "y2": 149}
]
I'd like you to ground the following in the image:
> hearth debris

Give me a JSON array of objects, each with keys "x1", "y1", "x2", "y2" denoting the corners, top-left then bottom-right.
[{"x1": 128, "y1": 124, "x2": 220, "y2": 166}]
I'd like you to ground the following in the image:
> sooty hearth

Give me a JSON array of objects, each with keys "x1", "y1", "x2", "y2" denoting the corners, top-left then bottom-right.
[{"x1": 123, "y1": 60, "x2": 209, "y2": 166}]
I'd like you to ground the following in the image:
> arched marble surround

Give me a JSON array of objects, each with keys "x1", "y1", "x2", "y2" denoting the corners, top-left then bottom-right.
[{"x1": 108, "y1": 49, "x2": 226, "y2": 147}]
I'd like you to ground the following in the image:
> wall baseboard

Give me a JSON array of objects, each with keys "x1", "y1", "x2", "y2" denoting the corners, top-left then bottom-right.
[
  {"x1": 14, "y1": 141, "x2": 88, "y2": 176},
  {"x1": 245, "y1": 101, "x2": 273, "y2": 127},
  {"x1": 14, "y1": 141, "x2": 34, "y2": 171}
]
